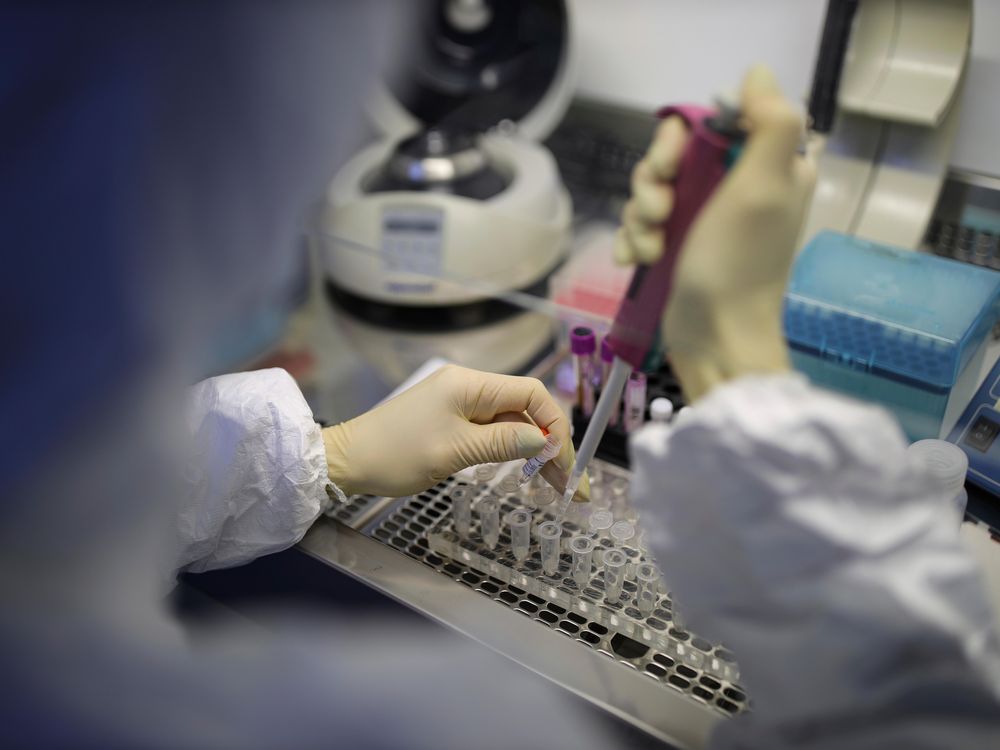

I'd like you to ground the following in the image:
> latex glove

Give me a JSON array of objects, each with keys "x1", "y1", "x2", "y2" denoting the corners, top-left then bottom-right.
[
  {"x1": 613, "y1": 65, "x2": 817, "y2": 401},
  {"x1": 323, "y1": 364, "x2": 588, "y2": 500}
]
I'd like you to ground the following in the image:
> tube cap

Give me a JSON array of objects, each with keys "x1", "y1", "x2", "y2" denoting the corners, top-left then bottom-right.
[
  {"x1": 600, "y1": 336, "x2": 614, "y2": 363},
  {"x1": 650, "y1": 397, "x2": 674, "y2": 423},
  {"x1": 570, "y1": 326, "x2": 596, "y2": 355},
  {"x1": 907, "y1": 439, "x2": 968, "y2": 496}
]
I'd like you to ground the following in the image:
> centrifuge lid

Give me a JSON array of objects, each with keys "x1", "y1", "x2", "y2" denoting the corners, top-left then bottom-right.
[{"x1": 367, "y1": 0, "x2": 576, "y2": 143}]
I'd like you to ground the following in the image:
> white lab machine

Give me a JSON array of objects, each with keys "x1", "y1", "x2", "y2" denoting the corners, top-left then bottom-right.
[{"x1": 319, "y1": 0, "x2": 576, "y2": 320}]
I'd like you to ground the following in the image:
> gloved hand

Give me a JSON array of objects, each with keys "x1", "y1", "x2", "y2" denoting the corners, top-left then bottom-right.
[
  {"x1": 323, "y1": 364, "x2": 588, "y2": 499},
  {"x1": 613, "y1": 65, "x2": 817, "y2": 401}
]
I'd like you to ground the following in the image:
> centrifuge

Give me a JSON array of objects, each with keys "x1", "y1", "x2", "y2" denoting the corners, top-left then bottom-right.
[{"x1": 318, "y1": 0, "x2": 576, "y2": 327}]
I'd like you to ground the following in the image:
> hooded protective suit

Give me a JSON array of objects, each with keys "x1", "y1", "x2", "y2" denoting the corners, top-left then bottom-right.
[
  {"x1": 0, "y1": 3, "x2": 609, "y2": 748},
  {"x1": 630, "y1": 373, "x2": 1000, "y2": 749}
]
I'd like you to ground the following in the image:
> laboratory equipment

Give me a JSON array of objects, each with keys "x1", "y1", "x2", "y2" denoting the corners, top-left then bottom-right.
[
  {"x1": 785, "y1": 231, "x2": 1000, "y2": 439},
  {"x1": 650, "y1": 397, "x2": 674, "y2": 423},
  {"x1": 498, "y1": 474, "x2": 521, "y2": 496},
  {"x1": 506, "y1": 508, "x2": 533, "y2": 562},
  {"x1": 589, "y1": 483, "x2": 610, "y2": 509},
  {"x1": 907, "y1": 439, "x2": 969, "y2": 520},
  {"x1": 569, "y1": 535, "x2": 595, "y2": 588},
  {"x1": 538, "y1": 520, "x2": 563, "y2": 576},
  {"x1": 296, "y1": 12, "x2": 884, "y2": 736},
  {"x1": 452, "y1": 485, "x2": 473, "y2": 537},
  {"x1": 562, "y1": 496, "x2": 592, "y2": 529},
  {"x1": 588, "y1": 509, "x2": 615, "y2": 539},
  {"x1": 320, "y1": 1, "x2": 576, "y2": 321},
  {"x1": 383, "y1": 457, "x2": 748, "y2": 726},
  {"x1": 611, "y1": 521, "x2": 638, "y2": 576},
  {"x1": 610, "y1": 520, "x2": 636, "y2": 547},
  {"x1": 478, "y1": 495, "x2": 500, "y2": 549},
  {"x1": 603, "y1": 548, "x2": 628, "y2": 603},
  {"x1": 635, "y1": 562, "x2": 660, "y2": 615},
  {"x1": 600, "y1": 337, "x2": 620, "y2": 426},
  {"x1": 569, "y1": 358, "x2": 687, "y2": 469},
  {"x1": 474, "y1": 464, "x2": 499, "y2": 483},
  {"x1": 624, "y1": 371, "x2": 648, "y2": 432},
  {"x1": 560, "y1": 100, "x2": 745, "y2": 514},
  {"x1": 571, "y1": 327, "x2": 597, "y2": 417},
  {"x1": 801, "y1": 0, "x2": 972, "y2": 251},
  {"x1": 946, "y1": 355, "x2": 1000, "y2": 498},
  {"x1": 609, "y1": 477, "x2": 629, "y2": 499},
  {"x1": 534, "y1": 486, "x2": 557, "y2": 507},
  {"x1": 520, "y1": 433, "x2": 562, "y2": 485}
]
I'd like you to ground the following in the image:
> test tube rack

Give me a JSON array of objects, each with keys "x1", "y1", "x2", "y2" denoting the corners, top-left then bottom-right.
[
  {"x1": 330, "y1": 459, "x2": 749, "y2": 720},
  {"x1": 573, "y1": 360, "x2": 686, "y2": 467}
]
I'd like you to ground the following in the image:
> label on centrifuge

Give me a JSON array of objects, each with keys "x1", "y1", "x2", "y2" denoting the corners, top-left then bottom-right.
[{"x1": 380, "y1": 206, "x2": 444, "y2": 289}]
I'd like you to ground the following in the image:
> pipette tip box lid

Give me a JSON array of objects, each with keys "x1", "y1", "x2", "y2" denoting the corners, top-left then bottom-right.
[{"x1": 783, "y1": 231, "x2": 1000, "y2": 439}]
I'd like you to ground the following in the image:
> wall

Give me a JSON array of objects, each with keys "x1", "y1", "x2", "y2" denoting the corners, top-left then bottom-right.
[{"x1": 570, "y1": 0, "x2": 1000, "y2": 178}]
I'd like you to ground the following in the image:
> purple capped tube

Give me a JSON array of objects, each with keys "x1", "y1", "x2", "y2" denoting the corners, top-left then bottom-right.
[{"x1": 570, "y1": 326, "x2": 597, "y2": 417}]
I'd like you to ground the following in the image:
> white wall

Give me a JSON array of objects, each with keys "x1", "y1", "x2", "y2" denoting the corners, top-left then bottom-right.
[{"x1": 570, "y1": 0, "x2": 1000, "y2": 178}]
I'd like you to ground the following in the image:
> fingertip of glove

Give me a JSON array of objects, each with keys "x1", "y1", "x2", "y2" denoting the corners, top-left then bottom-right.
[
  {"x1": 515, "y1": 425, "x2": 547, "y2": 457},
  {"x1": 613, "y1": 230, "x2": 634, "y2": 266}
]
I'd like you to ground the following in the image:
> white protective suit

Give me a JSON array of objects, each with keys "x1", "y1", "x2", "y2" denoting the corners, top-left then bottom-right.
[
  {"x1": 178, "y1": 368, "x2": 334, "y2": 574},
  {"x1": 630, "y1": 372, "x2": 1000, "y2": 749}
]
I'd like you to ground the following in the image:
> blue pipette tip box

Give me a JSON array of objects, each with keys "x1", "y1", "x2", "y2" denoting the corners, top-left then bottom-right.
[{"x1": 783, "y1": 231, "x2": 1000, "y2": 440}]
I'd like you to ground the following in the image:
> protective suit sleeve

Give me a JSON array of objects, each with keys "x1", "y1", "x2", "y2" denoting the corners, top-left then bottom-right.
[
  {"x1": 177, "y1": 368, "x2": 335, "y2": 574},
  {"x1": 629, "y1": 373, "x2": 1000, "y2": 749}
]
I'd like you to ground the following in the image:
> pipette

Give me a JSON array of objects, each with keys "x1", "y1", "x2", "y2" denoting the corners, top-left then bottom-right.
[{"x1": 556, "y1": 102, "x2": 745, "y2": 520}]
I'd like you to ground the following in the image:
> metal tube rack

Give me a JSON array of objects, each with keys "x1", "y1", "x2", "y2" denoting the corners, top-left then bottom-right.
[{"x1": 300, "y1": 458, "x2": 749, "y2": 749}]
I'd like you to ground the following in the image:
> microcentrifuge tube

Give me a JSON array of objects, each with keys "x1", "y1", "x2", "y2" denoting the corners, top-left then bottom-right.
[
  {"x1": 498, "y1": 473, "x2": 521, "y2": 496},
  {"x1": 569, "y1": 535, "x2": 595, "y2": 587},
  {"x1": 505, "y1": 508, "x2": 533, "y2": 562},
  {"x1": 478, "y1": 496, "x2": 500, "y2": 549},
  {"x1": 534, "y1": 486, "x2": 556, "y2": 507},
  {"x1": 609, "y1": 520, "x2": 635, "y2": 547},
  {"x1": 563, "y1": 497, "x2": 592, "y2": 527},
  {"x1": 474, "y1": 464, "x2": 498, "y2": 483},
  {"x1": 589, "y1": 483, "x2": 611, "y2": 509},
  {"x1": 624, "y1": 371, "x2": 647, "y2": 432},
  {"x1": 452, "y1": 486, "x2": 472, "y2": 538},
  {"x1": 538, "y1": 521, "x2": 562, "y2": 576},
  {"x1": 609, "y1": 476, "x2": 629, "y2": 498},
  {"x1": 635, "y1": 562, "x2": 660, "y2": 615},
  {"x1": 519, "y1": 433, "x2": 561, "y2": 485},
  {"x1": 611, "y1": 520, "x2": 638, "y2": 577},
  {"x1": 603, "y1": 548, "x2": 628, "y2": 602},
  {"x1": 588, "y1": 509, "x2": 614, "y2": 539},
  {"x1": 589, "y1": 462, "x2": 604, "y2": 486}
]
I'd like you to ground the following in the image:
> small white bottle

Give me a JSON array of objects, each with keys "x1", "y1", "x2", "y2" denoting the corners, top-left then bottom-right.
[
  {"x1": 906, "y1": 439, "x2": 969, "y2": 522},
  {"x1": 649, "y1": 397, "x2": 674, "y2": 424}
]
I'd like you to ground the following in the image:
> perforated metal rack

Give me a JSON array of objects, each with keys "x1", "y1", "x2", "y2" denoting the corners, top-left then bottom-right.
[{"x1": 305, "y1": 458, "x2": 749, "y2": 747}]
